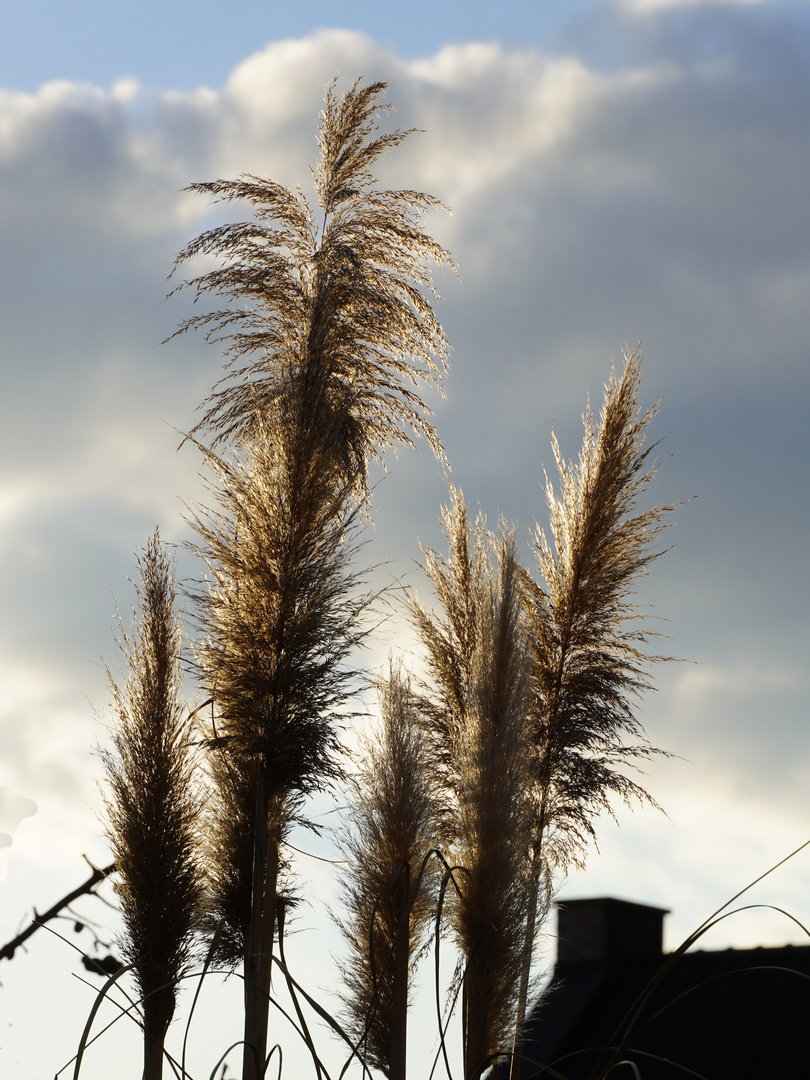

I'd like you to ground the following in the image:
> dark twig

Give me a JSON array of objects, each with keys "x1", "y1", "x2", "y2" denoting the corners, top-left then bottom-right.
[{"x1": 0, "y1": 859, "x2": 115, "y2": 963}]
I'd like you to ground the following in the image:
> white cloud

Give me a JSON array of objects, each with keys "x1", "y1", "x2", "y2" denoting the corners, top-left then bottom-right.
[
  {"x1": 0, "y1": 788, "x2": 37, "y2": 880},
  {"x1": 625, "y1": 0, "x2": 765, "y2": 10},
  {"x1": 559, "y1": 787, "x2": 810, "y2": 953}
]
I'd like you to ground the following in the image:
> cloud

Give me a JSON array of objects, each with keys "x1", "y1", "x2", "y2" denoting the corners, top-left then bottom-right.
[
  {"x1": 0, "y1": 787, "x2": 37, "y2": 881},
  {"x1": 0, "y1": 10, "x2": 807, "y2": 963},
  {"x1": 625, "y1": 0, "x2": 765, "y2": 11},
  {"x1": 0, "y1": 787, "x2": 37, "y2": 836},
  {"x1": 648, "y1": 661, "x2": 810, "y2": 804},
  {"x1": 2, "y1": 15, "x2": 810, "y2": 1079}
]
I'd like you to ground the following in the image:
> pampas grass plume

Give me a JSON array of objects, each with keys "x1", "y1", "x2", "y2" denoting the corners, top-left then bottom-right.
[{"x1": 101, "y1": 530, "x2": 204, "y2": 1080}]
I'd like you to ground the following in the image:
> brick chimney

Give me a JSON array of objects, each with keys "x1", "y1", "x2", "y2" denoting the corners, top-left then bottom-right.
[{"x1": 556, "y1": 897, "x2": 669, "y2": 968}]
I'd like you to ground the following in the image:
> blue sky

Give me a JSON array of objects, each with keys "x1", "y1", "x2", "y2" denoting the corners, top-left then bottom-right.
[
  {"x1": 3, "y1": 0, "x2": 806, "y2": 93},
  {"x1": 1, "y1": 1, "x2": 810, "y2": 1076},
  {"x1": 1, "y1": 0, "x2": 604, "y2": 90}
]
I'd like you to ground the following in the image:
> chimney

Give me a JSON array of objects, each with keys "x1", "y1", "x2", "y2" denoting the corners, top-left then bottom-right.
[{"x1": 555, "y1": 897, "x2": 669, "y2": 968}]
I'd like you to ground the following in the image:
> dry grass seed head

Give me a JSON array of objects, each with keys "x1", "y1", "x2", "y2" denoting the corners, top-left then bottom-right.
[
  {"x1": 188, "y1": 412, "x2": 369, "y2": 955},
  {"x1": 101, "y1": 530, "x2": 204, "y2": 1036},
  {"x1": 412, "y1": 490, "x2": 534, "y2": 1062},
  {"x1": 526, "y1": 346, "x2": 676, "y2": 873},
  {"x1": 189, "y1": 411, "x2": 367, "y2": 781},
  {"x1": 170, "y1": 78, "x2": 455, "y2": 498},
  {"x1": 336, "y1": 660, "x2": 439, "y2": 1075},
  {"x1": 197, "y1": 723, "x2": 297, "y2": 966}
]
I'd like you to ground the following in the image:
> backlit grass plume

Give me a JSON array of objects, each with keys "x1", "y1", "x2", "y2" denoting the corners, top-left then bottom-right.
[
  {"x1": 174, "y1": 78, "x2": 453, "y2": 1078},
  {"x1": 188, "y1": 409, "x2": 367, "y2": 1078},
  {"x1": 189, "y1": 411, "x2": 366, "y2": 960},
  {"x1": 197, "y1": 715, "x2": 294, "y2": 971},
  {"x1": 510, "y1": 347, "x2": 676, "y2": 1078},
  {"x1": 336, "y1": 660, "x2": 439, "y2": 1080},
  {"x1": 170, "y1": 77, "x2": 454, "y2": 497},
  {"x1": 101, "y1": 530, "x2": 204, "y2": 1080},
  {"x1": 411, "y1": 491, "x2": 533, "y2": 1080},
  {"x1": 189, "y1": 410, "x2": 365, "y2": 810}
]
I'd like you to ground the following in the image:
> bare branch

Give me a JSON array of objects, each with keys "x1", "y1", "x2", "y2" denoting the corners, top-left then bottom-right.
[{"x1": 0, "y1": 860, "x2": 115, "y2": 963}]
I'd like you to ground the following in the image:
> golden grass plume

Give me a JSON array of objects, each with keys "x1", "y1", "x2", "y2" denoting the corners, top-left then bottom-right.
[
  {"x1": 101, "y1": 529, "x2": 204, "y2": 1080},
  {"x1": 336, "y1": 659, "x2": 440, "y2": 1079},
  {"x1": 509, "y1": 347, "x2": 678, "y2": 1080},
  {"x1": 411, "y1": 490, "x2": 533, "y2": 1079},
  {"x1": 188, "y1": 417, "x2": 368, "y2": 962},
  {"x1": 170, "y1": 77, "x2": 455, "y2": 498},
  {"x1": 524, "y1": 345, "x2": 676, "y2": 872}
]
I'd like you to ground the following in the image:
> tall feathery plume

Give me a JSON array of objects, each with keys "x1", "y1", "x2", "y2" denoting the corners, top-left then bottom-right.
[
  {"x1": 188, "y1": 409, "x2": 366, "y2": 1078},
  {"x1": 170, "y1": 79, "x2": 453, "y2": 1079},
  {"x1": 411, "y1": 491, "x2": 533, "y2": 1080},
  {"x1": 336, "y1": 661, "x2": 439, "y2": 1080},
  {"x1": 509, "y1": 347, "x2": 676, "y2": 1079},
  {"x1": 101, "y1": 530, "x2": 203, "y2": 1080},
  {"x1": 170, "y1": 77, "x2": 454, "y2": 493}
]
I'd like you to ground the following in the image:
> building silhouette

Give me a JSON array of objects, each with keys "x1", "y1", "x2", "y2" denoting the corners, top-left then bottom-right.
[{"x1": 513, "y1": 896, "x2": 810, "y2": 1079}]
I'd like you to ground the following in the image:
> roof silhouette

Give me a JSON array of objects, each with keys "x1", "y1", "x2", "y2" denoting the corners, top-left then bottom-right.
[{"x1": 513, "y1": 897, "x2": 810, "y2": 1080}]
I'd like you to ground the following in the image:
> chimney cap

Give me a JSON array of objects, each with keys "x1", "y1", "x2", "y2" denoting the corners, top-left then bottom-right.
[{"x1": 555, "y1": 896, "x2": 670, "y2": 914}]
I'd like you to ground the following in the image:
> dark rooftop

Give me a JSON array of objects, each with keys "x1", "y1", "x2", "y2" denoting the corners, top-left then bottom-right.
[{"x1": 513, "y1": 897, "x2": 810, "y2": 1079}]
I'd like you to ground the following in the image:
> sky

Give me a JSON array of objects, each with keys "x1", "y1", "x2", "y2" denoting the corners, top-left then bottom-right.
[{"x1": 1, "y1": 0, "x2": 810, "y2": 1076}]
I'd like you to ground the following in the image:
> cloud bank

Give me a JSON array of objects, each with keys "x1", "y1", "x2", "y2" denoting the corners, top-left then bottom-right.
[{"x1": 1, "y1": 5, "x2": 808, "y2": 1073}]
